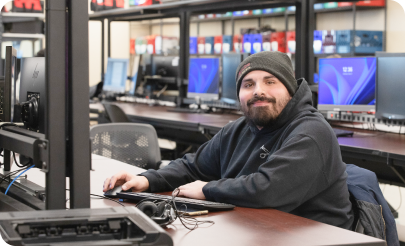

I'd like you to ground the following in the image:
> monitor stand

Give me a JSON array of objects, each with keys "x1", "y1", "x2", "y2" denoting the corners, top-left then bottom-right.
[
  {"x1": 167, "y1": 107, "x2": 205, "y2": 114},
  {"x1": 167, "y1": 96, "x2": 207, "y2": 113}
]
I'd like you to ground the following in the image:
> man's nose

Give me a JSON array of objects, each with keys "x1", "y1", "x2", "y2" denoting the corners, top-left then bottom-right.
[{"x1": 253, "y1": 82, "x2": 265, "y2": 96}]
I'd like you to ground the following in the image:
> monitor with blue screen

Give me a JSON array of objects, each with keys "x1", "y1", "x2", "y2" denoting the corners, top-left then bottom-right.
[
  {"x1": 104, "y1": 58, "x2": 129, "y2": 93},
  {"x1": 221, "y1": 53, "x2": 249, "y2": 105},
  {"x1": 129, "y1": 55, "x2": 141, "y2": 95},
  {"x1": 188, "y1": 58, "x2": 220, "y2": 100},
  {"x1": 318, "y1": 57, "x2": 376, "y2": 112}
]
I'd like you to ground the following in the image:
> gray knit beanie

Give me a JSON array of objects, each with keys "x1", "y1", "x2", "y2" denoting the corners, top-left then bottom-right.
[{"x1": 235, "y1": 51, "x2": 297, "y2": 99}]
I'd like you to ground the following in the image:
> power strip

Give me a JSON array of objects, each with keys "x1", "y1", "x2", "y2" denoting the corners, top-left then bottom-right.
[{"x1": 325, "y1": 111, "x2": 405, "y2": 127}]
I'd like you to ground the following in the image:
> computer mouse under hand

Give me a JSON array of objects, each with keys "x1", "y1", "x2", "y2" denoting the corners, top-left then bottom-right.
[{"x1": 104, "y1": 185, "x2": 124, "y2": 198}]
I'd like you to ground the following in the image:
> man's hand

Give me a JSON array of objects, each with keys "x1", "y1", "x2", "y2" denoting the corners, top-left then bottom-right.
[
  {"x1": 103, "y1": 171, "x2": 149, "y2": 192},
  {"x1": 178, "y1": 180, "x2": 208, "y2": 200}
]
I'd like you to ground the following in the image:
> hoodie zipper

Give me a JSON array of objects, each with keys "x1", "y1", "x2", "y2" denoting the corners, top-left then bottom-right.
[
  {"x1": 260, "y1": 145, "x2": 270, "y2": 159},
  {"x1": 380, "y1": 205, "x2": 386, "y2": 241}
]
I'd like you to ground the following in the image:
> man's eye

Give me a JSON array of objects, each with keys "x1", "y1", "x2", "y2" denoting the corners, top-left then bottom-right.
[
  {"x1": 266, "y1": 80, "x2": 275, "y2": 84},
  {"x1": 245, "y1": 83, "x2": 252, "y2": 88}
]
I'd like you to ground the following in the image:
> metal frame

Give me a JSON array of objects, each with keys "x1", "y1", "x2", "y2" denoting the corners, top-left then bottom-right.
[
  {"x1": 67, "y1": 0, "x2": 91, "y2": 209},
  {"x1": 0, "y1": 0, "x2": 90, "y2": 210},
  {"x1": 93, "y1": 0, "x2": 302, "y2": 104}
]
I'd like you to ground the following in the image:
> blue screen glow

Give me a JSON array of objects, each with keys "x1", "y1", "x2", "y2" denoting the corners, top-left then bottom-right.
[
  {"x1": 188, "y1": 58, "x2": 220, "y2": 94},
  {"x1": 318, "y1": 57, "x2": 376, "y2": 106}
]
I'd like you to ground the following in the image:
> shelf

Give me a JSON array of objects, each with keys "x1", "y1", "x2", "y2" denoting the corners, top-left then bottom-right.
[
  {"x1": 314, "y1": 53, "x2": 377, "y2": 58},
  {"x1": 314, "y1": 5, "x2": 384, "y2": 13},
  {"x1": 146, "y1": 77, "x2": 177, "y2": 84},
  {"x1": 125, "y1": 6, "x2": 381, "y2": 26},
  {"x1": 2, "y1": 33, "x2": 45, "y2": 41},
  {"x1": 190, "y1": 11, "x2": 293, "y2": 23},
  {"x1": 1, "y1": 12, "x2": 45, "y2": 23},
  {"x1": 89, "y1": 0, "x2": 298, "y2": 21}
]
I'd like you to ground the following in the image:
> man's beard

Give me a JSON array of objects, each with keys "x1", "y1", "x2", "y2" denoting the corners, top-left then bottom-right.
[{"x1": 240, "y1": 95, "x2": 290, "y2": 128}]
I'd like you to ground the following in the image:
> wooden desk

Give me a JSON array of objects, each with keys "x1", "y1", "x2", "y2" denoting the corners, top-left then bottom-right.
[
  {"x1": 0, "y1": 154, "x2": 386, "y2": 246},
  {"x1": 91, "y1": 102, "x2": 405, "y2": 187}
]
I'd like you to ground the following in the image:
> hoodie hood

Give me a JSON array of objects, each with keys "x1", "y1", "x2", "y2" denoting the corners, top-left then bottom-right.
[{"x1": 248, "y1": 78, "x2": 315, "y2": 134}]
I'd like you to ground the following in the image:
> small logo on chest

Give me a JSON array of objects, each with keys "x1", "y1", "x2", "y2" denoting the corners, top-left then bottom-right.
[{"x1": 260, "y1": 145, "x2": 270, "y2": 159}]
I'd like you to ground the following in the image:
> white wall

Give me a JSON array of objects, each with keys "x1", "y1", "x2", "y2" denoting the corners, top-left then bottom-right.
[
  {"x1": 89, "y1": 21, "x2": 130, "y2": 86},
  {"x1": 386, "y1": 0, "x2": 405, "y2": 52},
  {"x1": 88, "y1": 2, "x2": 405, "y2": 84}
]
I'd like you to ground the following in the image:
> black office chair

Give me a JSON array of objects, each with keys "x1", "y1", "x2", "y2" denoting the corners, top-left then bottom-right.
[
  {"x1": 346, "y1": 164, "x2": 399, "y2": 246},
  {"x1": 102, "y1": 103, "x2": 130, "y2": 122},
  {"x1": 90, "y1": 123, "x2": 162, "y2": 170}
]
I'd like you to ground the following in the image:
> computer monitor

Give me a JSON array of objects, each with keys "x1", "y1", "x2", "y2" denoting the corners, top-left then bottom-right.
[
  {"x1": 2, "y1": 47, "x2": 19, "y2": 123},
  {"x1": 129, "y1": 55, "x2": 142, "y2": 95},
  {"x1": 19, "y1": 57, "x2": 46, "y2": 133},
  {"x1": 375, "y1": 56, "x2": 405, "y2": 120},
  {"x1": 103, "y1": 58, "x2": 128, "y2": 93},
  {"x1": 318, "y1": 57, "x2": 376, "y2": 112},
  {"x1": 187, "y1": 58, "x2": 220, "y2": 100},
  {"x1": 221, "y1": 53, "x2": 248, "y2": 105},
  {"x1": 152, "y1": 55, "x2": 179, "y2": 77}
]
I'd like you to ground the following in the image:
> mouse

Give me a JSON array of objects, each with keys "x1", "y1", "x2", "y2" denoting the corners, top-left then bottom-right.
[{"x1": 104, "y1": 185, "x2": 124, "y2": 198}]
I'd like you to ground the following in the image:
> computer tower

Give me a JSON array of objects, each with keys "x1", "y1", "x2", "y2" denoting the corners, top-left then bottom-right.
[
  {"x1": 287, "y1": 31, "x2": 296, "y2": 54},
  {"x1": 262, "y1": 32, "x2": 272, "y2": 51},
  {"x1": 336, "y1": 30, "x2": 352, "y2": 54},
  {"x1": 243, "y1": 34, "x2": 253, "y2": 53},
  {"x1": 355, "y1": 30, "x2": 383, "y2": 54},
  {"x1": 198, "y1": 37, "x2": 205, "y2": 54},
  {"x1": 322, "y1": 30, "x2": 336, "y2": 54},
  {"x1": 214, "y1": 36, "x2": 223, "y2": 54},
  {"x1": 190, "y1": 36, "x2": 197, "y2": 55},
  {"x1": 205, "y1": 37, "x2": 214, "y2": 54},
  {"x1": 271, "y1": 32, "x2": 286, "y2": 53},
  {"x1": 313, "y1": 30, "x2": 323, "y2": 54},
  {"x1": 251, "y1": 34, "x2": 262, "y2": 54},
  {"x1": 233, "y1": 35, "x2": 243, "y2": 53},
  {"x1": 222, "y1": 35, "x2": 232, "y2": 53}
]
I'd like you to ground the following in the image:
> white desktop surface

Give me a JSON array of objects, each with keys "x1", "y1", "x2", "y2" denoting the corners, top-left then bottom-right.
[{"x1": 1, "y1": 154, "x2": 146, "y2": 208}]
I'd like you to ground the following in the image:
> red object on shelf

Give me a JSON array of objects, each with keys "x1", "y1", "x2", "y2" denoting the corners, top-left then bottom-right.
[
  {"x1": 147, "y1": 35, "x2": 159, "y2": 54},
  {"x1": 130, "y1": 39, "x2": 135, "y2": 55},
  {"x1": 262, "y1": 32, "x2": 272, "y2": 51},
  {"x1": 338, "y1": 1, "x2": 385, "y2": 7},
  {"x1": 286, "y1": 31, "x2": 296, "y2": 54},
  {"x1": 270, "y1": 32, "x2": 286, "y2": 53},
  {"x1": 130, "y1": 0, "x2": 161, "y2": 6},
  {"x1": 214, "y1": 36, "x2": 223, "y2": 54},
  {"x1": 356, "y1": 0, "x2": 385, "y2": 7},
  {"x1": 197, "y1": 37, "x2": 206, "y2": 54},
  {"x1": 13, "y1": 0, "x2": 42, "y2": 12},
  {"x1": 338, "y1": 2, "x2": 353, "y2": 7},
  {"x1": 233, "y1": 35, "x2": 243, "y2": 53},
  {"x1": 104, "y1": 0, "x2": 125, "y2": 9}
]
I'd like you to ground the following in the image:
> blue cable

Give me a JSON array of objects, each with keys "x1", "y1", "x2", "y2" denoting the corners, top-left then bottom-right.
[{"x1": 5, "y1": 164, "x2": 35, "y2": 195}]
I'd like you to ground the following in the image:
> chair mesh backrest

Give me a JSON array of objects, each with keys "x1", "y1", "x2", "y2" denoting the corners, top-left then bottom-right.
[{"x1": 90, "y1": 123, "x2": 161, "y2": 169}]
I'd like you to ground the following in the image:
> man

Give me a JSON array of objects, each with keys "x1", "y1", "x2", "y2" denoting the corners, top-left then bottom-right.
[{"x1": 103, "y1": 51, "x2": 354, "y2": 229}]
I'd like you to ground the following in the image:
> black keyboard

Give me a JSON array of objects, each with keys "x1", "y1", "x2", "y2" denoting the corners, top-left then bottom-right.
[
  {"x1": 166, "y1": 107, "x2": 203, "y2": 113},
  {"x1": 333, "y1": 128, "x2": 354, "y2": 137},
  {"x1": 117, "y1": 192, "x2": 235, "y2": 211}
]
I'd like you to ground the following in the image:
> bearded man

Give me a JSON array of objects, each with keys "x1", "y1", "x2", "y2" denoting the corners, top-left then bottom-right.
[{"x1": 103, "y1": 51, "x2": 354, "y2": 229}]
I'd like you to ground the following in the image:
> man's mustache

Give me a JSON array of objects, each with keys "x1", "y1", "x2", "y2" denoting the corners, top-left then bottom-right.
[{"x1": 247, "y1": 96, "x2": 276, "y2": 106}]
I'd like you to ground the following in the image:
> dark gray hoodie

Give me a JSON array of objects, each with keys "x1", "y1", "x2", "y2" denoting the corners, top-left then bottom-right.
[{"x1": 141, "y1": 79, "x2": 354, "y2": 229}]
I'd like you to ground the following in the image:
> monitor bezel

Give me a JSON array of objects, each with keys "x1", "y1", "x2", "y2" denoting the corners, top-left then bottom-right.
[
  {"x1": 375, "y1": 55, "x2": 405, "y2": 120},
  {"x1": 103, "y1": 58, "x2": 129, "y2": 94},
  {"x1": 317, "y1": 56, "x2": 376, "y2": 112},
  {"x1": 129, "y1": 55, "x2": 141, "y2": 96},
  {"x1": 187, "y1": 57, "x2": 220, "y2": 101},
  {"x1": 220, "y1": 53, "x2": 246, "y2": 106}
]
